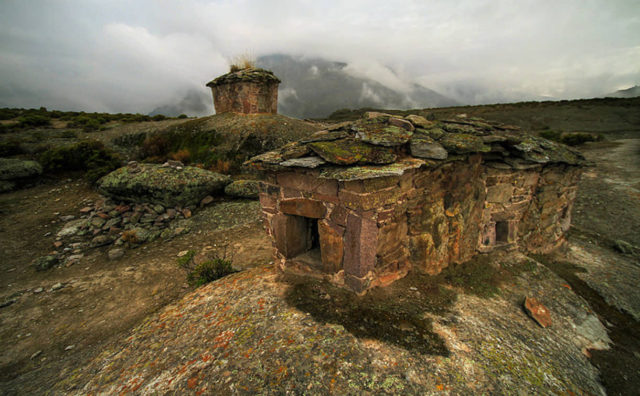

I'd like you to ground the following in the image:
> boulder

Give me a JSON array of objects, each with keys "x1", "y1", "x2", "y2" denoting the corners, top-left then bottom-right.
[
  {"x1": 0, "y1": 158, "x2": 42, "y2": 189},
  {"x1": 224, "y1": 180, "x2": 260, "y2": 199},
  {"x1": 98, "y1": 164, "x2": 231, "y2": 207}
]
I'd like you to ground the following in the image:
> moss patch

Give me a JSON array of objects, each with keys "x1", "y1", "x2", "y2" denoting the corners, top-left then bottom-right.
[{"x1": 308, "y1": 138, "x2": 397, "y2": 165}]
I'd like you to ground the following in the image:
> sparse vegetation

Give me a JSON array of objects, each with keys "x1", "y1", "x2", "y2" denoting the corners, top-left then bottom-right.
[
  {"x1": 0, "y1": 139, "x2": 25, "y2": 156},
  {"x1": 176, "y1": 248, "x2": 235, "y2": 287},
  {"x1": 539, "y1": 129, "x2": 603, "y2": 146},
  {"x1": 229, "y1": 53, "x2": 256, "y2": 72},
  {"x1": 37, "y1": 140, "x2": 122, "y2": 183}
]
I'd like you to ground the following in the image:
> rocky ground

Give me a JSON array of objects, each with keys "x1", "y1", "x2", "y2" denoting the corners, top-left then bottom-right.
[
  {"x1": 0, "y1": 109, "x2": 639, "y2": 394},
  {"x1": 0, "y1": 178, "x2": 272, "y2": 393}
]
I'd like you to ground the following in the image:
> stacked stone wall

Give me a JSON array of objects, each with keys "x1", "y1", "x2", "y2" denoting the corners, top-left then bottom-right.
[
  {"x1": 211, "y1": 82, "x2": 278, "y2": 114},
  {"x1": 519, "y1": 165, "x2": 581, "y2": 252},
  {"x1": 259, "y1": 158, "x2": 582, "y2": 293}
]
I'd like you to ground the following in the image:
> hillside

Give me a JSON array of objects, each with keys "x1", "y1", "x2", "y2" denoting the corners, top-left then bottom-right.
[
  {"x1": 0, "y1": 100, "x2": 639, "y2": 394},
  {"x1": 603, "y1": 85, "x2": 640, "y2": 99}
]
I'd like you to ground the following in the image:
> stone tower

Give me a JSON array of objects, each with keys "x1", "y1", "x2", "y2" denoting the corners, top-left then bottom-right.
[{"x1": 206, "y1": 68, "x2": 280, "y2": 114}]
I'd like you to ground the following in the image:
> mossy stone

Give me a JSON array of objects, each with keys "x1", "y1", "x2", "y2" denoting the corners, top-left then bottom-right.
[
  {"x1": 439, "y1": 133, "x2": 491, "y2": 154},
  {"x1": 308, "y1": 138, "x2": 397, "y2": 165},
  {"x1": 353, "y1": 124, "x2": 413, "y2": 147}
]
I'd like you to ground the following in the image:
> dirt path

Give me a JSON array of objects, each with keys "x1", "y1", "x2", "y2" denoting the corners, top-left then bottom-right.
[
  {"x1": 0, "y1": 179, "x2": 271, "y2": 392},
  {"x1": 572, "y1": 138, "x2": 640, "y2": 247}
]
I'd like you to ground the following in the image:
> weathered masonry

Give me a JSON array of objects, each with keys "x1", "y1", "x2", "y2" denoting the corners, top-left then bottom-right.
[
  {"x1": 246, "y1": 113, "x2": 585, "y2": 293},
  {"x1": 206, "y1": 68, "x2": 280, "y2": 115}
]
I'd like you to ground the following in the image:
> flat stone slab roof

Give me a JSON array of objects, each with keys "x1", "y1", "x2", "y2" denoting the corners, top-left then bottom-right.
[{"x1": 245, "y1": 112, "x2": 586, "y2": 180}]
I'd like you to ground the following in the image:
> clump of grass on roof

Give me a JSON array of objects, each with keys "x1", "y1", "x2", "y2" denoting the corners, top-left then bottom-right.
[{"x1": 229, "y1": 53, "x2": 256, "y2": 73}]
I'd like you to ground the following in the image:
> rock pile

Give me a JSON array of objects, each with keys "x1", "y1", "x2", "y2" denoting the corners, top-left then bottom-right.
[{"x1": 34, "y1": 195, "x2": 219, "y2": 270}]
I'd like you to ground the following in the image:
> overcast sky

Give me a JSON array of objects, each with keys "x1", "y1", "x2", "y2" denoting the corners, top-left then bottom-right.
[{"x1": 1, "y1": 0, "x2": 639, "y2": 114}]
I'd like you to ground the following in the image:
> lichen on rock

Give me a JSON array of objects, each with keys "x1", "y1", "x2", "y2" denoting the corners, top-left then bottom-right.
[{"x1": 98, "y1": 164, "x2": 231, "y2": 207}]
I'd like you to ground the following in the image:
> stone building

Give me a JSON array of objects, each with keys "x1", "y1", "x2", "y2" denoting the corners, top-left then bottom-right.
[
  {"x1": 206, "y1": 68, "x2": 280, "y2": 114},
  {"x1": 246, "y1": 113, "x2": 585, "y2": 293}
]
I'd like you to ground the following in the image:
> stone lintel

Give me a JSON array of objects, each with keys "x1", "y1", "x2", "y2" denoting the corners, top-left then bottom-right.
[{"x1": 279, "y1": 198, "x2": 327, "y2": 218}]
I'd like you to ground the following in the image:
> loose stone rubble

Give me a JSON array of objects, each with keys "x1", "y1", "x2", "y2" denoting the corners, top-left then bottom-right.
[
  {"x1": 33, "y1": 196, "x2": 199, "y2": 270},
  {"x1": 246, "y1": 112, "x2": 586, "y2": 293}
]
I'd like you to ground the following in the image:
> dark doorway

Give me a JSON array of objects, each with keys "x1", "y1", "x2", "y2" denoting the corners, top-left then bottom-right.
[
  {"x1": 292, "y1": 216, "x2": 322, "y2": 268},
  {"x1": 495, "y1": 221, "x2": 509, "y2": 243}
]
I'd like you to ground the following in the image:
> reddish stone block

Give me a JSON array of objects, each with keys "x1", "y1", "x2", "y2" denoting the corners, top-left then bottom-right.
[
  {"x1": 259, "y1": 193, "x2": 277, "y2": 210},
  {"x1": 282, "y1": 187, "x2": 302, "y2": 199},
  {"x1": 277, "y1": 172, "x2": 338, "y2": 197},
  {"x1": 318, "y1": 220, "x2": 344, "y2": 273},
  {"x1": 376, "y1": 220, "x2": 407, "y2": 256},
  {"x1": 272, "y1": 214, "x2": 310, "y2": 258},
  {"x1": 524, "y1": 297, "x2": 552, "y2": 328},
  {"x1": 329, "y1": 205, "x2": 348, "y2": 227},
  {"x1": 279, "y1": 198, "x2": 326, "y2": 218},
  {"x1": 343, "y1": 213, "x2": 378, "y2": 278},
  {"x1": 342, "y1": 176, "x2": 399, "y2": 193},
  {"x1": 338, "y1": 188, "x2": 399, "y2": 211},
  {"x1": 345, "y1": 274, "x2": 371, "y2": 294},
  {"x1": 258, "y1": 182, "x2": 280, "y2": 196},
  {"x1": 486, "y1": 184, "x2": 513, "y2": 203}
]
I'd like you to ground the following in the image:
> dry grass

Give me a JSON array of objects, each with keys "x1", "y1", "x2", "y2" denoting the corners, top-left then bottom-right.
[{"x1": 229, "y1": 53, "x2": 256, "y2": 72}]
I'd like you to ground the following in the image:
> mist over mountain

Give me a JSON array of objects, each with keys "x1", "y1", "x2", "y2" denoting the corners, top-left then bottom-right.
[
  {"x1": 256, "y1": 54, "x2": 458, "y2": 119},
  {"x1": 149, "y1": 89, "x2": 212, "y2": 117},
  {"x1": 603, "y1": 85, "x2": 640, "y2": 99}
]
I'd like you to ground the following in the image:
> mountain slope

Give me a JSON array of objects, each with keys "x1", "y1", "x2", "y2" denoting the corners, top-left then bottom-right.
[
  {"x1": 603, "y1": 85, "x2": 640, "y2": 98},
  {"x1": 257, "y1": 54, "x2": 458, "y2": 118}
]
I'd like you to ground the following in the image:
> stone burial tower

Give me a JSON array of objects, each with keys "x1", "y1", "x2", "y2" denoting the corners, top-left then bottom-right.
[{"x1": 206, "y1": 68, "x2": 281, "y2": 115}]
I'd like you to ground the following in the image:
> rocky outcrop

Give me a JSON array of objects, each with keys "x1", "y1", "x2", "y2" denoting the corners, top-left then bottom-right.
[
  {"x1": 98, "y1": 162, "x2": 231, "y2": 207},
  {"x1": 0, "y1": 158, "x2": 42, "y2": 192},
  {"x1": 224, "y1": 180, "x2": 260, "y2": 199}
]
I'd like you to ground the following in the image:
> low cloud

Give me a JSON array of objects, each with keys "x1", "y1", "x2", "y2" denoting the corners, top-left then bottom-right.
[{"x1": 0, "y1": 0, "x2": 638, "y2": 113}]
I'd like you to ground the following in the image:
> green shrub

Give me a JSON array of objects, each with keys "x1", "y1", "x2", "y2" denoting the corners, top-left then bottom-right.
[
  {"x1": 122, "y1": 113, "x2": 151, "y2": 123},
  {"x1": 560, "y1": 132, "x2": 603, "y2": 146},
  {"x1": 140, "y1": 134, "x2": 170, "y2": 160},
  {"x1": 16, "y1": 114, "x2": 51, "y2": 128},
  {"x1": 539, "y1": 129, "x2": 603, "y2": 146},
  {"x1": 0, "y1": 139, "x2": 25, "y2": 156},
  {"x1": 38, "y1": 140, "x2": 122, "y2": 183},
  {"x1": 82, "y1": 118, "x2": 101, "y2": 132},
  {"x1": 539, "y1": 129, "x2": 562, "y2": 141},
  {"x1": 0, "y1": 108, "x2": 20, "y2": 120},
  {"x1": 177, "y1": 248, "x2": 235, "y2": 287},
  {"x1": 176, "y1": 250, "x2": 196, "y2": 267},
  {"x1": 178, "y1": 114, "x2": 188, "y2": 119},
  {"x1": 187, "y1": 259, "x2": 235, "y2": 287},
  {"x1": 151, "y1": 114, "x2": 167, "y2": 121},
  {"x1": 112, "y1": 132, "x2": 147, "y2": 148},
  {"x1": 59, "y1": 130, "x2": 78, "y2": 139}
]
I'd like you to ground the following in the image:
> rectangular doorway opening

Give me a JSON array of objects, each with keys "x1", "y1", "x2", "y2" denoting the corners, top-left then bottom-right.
[
  {"x1": 495, "y1": 221, "x2": 509, "y2": 244},
  {"x1": 291, "y1": 216, "x2": 322, "y2": 268}
]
